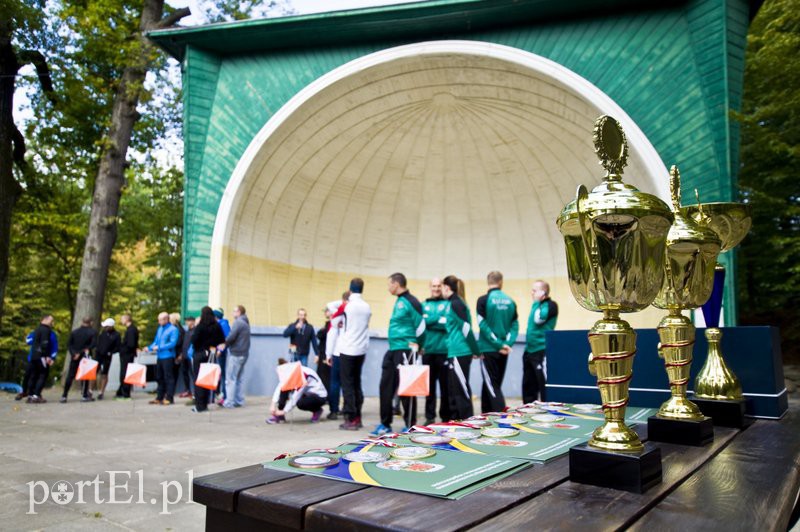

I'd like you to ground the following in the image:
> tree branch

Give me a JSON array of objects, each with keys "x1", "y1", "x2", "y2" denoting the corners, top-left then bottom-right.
[
  {"x1": 158, "y1": 7, "x2": 191, "y2": 29},
  {"x1": 17, "y1": 50, "x2": 57, "y2": 104},
  {"x1": 11, "y1": 124, "x2": 29, "y2": 180}
]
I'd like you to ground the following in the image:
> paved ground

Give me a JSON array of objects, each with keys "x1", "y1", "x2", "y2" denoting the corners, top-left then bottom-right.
[
  {"x1": 3, "y1": 372, "x2": 797, "y2": 532},
  {"x1": 0, "y1": 389, "x2": 471, "y2": 531}
]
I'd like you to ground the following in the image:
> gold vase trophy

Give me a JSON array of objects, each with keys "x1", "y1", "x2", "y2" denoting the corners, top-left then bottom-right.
[
  {"x1": 682, "y1": 199, "x2": 752, "y2": 426},
  {"x1": 557, "y1": 115, "x2": 671, "y2": 492},
  {"x1": 647, "y1": 167, "x2": 722, "y2": 445}
]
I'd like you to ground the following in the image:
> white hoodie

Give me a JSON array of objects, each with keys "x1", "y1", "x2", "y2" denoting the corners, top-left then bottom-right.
[
  {"x1": 271, "y1": 366, "x2": 327, "y2": 413},
  {"x1": 330, "y1": 293, "x2": 371, "y2": 356}
]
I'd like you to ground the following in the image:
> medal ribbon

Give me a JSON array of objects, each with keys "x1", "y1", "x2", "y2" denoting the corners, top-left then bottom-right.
[{"x1": 274, "y1": 447, "x2": 340, "y2": 460}]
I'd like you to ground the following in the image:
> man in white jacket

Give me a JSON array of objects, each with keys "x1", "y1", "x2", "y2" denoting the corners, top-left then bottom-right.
[{"x1": 333, "y1": 278, "x2": 372, "y2": 430}]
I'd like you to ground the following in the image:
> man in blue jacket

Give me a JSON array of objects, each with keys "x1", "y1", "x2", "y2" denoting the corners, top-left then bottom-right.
[
  {"x1": 18, "y1": 315, "x2": 57, "y2": 403},
  {"x1": 146, "y1": 312, "x2": 179, "y2": 405}
]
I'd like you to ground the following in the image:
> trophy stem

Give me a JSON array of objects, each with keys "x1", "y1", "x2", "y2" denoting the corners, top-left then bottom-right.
[
  {"x1": 693, "y1": 328, "x2": 743, "y2": 400},
  {"x1": 656, "y1": 309, "x2": 704, "y2": 420},
  {"x1": 587, "y1": 309, "x2": 643, "y2": 452}
]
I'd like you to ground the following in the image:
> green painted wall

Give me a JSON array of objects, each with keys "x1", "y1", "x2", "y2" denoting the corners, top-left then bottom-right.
[{"x1": 176, "y1": 0, "x2": 750, "y2": 323}]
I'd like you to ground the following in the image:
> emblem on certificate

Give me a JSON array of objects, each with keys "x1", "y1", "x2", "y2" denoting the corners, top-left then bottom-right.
[
  {"x1": 289, "y1": 455, "x2": 339, "y2": 468},
  {"x1": 389, "y1": 446, "x2": 437, "y2": 460},
  {"x1": 376, "y1": 460, "x2": 445, "y2": 473}
]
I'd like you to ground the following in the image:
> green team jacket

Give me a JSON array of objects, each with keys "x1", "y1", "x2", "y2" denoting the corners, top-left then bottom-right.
[
  {"x1": 476, "y1": 288, "x2": 519, "y2": 353},
  {"x1": 387, "y1": 291, "x2": 426, "y2": 351},
  {"x1": 422, "y1": 297, "x2": 449, "y2": 354},
  {"x1": 445, "y1": 295, "x2": 481, "y2": 358},
  {"x1": 526, "y1": 298, "x2": 559, "y2": 353}
]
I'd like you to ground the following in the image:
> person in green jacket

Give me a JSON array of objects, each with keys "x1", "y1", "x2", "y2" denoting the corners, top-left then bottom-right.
[
  {"x1": 477, "y1": 270, "x2": 519, "y2": 412},
  {"x1": 422, "y1": 277, "x2": 451, "y2": 424},
  {"x1": 443, "y1": 275, "x2": 481, "y2": 420},
  {"x1": 523, "y1": 280, "x2": 559, "y2": 403},
  {"x1": 371, "y1": 272, "x2": 426, "y2": 436}
]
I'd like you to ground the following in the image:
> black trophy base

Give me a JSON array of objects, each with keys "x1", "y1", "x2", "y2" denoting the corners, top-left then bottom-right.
[
  {"x1": 569, "y1": 443, "x2": 662, "y2": 494},
  {"x1": 647, "y1": 415, "x2": 714, "y2": 446},
  {"x1": 691, "y1": 397, "x2": 750, "y2": 428}
]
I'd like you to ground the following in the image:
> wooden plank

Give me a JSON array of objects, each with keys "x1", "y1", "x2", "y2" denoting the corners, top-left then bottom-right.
[
  {"x1": 238, "y1": 475, "x2": 368, "y2": 530},
  {"x1": 194, "y1": 464, "x2": 298, "y2": 512},
  {"x1": 470, "y1": 427, "x2": 739, "y2": 531},
  {"x1": 206, "y1": 506, "x2": 295, "y2": 532},
  {"x1": 630, "y1": 416, "x2": 800, "y2": 532},
  {"x1": 304, "y1": 456, "x2": 570, "y2": 531}
]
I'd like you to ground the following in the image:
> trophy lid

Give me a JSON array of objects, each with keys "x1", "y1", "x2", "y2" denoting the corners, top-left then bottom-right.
[
  {"x1": 663, "y1": 167, "x2": 721, "y2": 249},
  {"x1": 557, "y1": 116, "x2": 672, "y2": 228},
  {"x1": 652, "y1": 166, "x2": 722, "y2": 310},
  {"x1": 556, "y1": 115, "x2": 673, "y2": 313}
]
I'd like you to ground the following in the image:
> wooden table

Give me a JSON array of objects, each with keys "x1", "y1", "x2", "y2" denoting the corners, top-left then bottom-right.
[{"x1": 193, "y1": 413, "x2": 800, "y2": 531}]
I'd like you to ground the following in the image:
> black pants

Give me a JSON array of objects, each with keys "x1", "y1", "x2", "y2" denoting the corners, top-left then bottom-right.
[
  {"x1": 379, "y1": 350, "x2": 417, "y2": 428},
  {"x1": 480, "y1": 351, "x2": 508, "y2": 413},
  {"x1": 156, "y1": 357, "x2": 175, "y2": 402},
  {"x1": 448, "y1": 356, "x2": 473, "y2": 420},
  {"x1": 62, "y1": 355, "x2": 90, "y2": 399},
  {"x1": 22, "y1": 361, "x2": 33, "y2": 395},
  {"x1": 339, "y1": 354, "x2": 365, "y2": 422},
  {"x1": 193, "y1": 351, "x2": 212, "y2": 411},
  {"x1": 173, "y1": 355, "x2": 193, "y2": 393},
  {"x1": 117, "y1": 354, "x2": 135, "y2": 398},
  {"x1": 28, "y1": 359, "x2": 49, "y2": 396},
  {"x1": 523, "y1": 350, "x2": 547, "y2": 403},
  {"x1": 423, "y1": 353, "x2": 451, "y2": 422},
  {"x1": 278, "y1": 391, "x2": 325, "y2": 413},
  {"x1": 317, "y1": 358, "x2": 330, "y2": 396}
]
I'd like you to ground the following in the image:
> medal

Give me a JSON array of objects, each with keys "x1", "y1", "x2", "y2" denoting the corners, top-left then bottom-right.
[
  {"x1": 389, "y1": 446, "x2": 437, "y2": 460},
  {"x1": 409, "y1": 434, "x2": 452, "y2": 445},
  {"x1": 441, "y1": 429, "x2": 480, "y2": 440},
  {"x1": 497, "y1": 417, "x2": 528, "y2": 425},
  {"x1": 343, "y1": 451, "x2": 385, "y2": 463},
  {"x1": 530, "y1": 413, "x2": 566, "y2": 423},
  {"x1": 463, "y1": 419, "x2": 492, "y2": 428},
  {"x1": 481, "y1": 427, "x2": 519, "y2": 438},
  {"x1": 289, "y1": 455, "x2": 339, "y2": 468},
  {"x1": 573, "y1": 403, "x2": 602, "y2": 412},
  {"x1": 517, "y1": 406, "x2": 546, "y2": 414}
]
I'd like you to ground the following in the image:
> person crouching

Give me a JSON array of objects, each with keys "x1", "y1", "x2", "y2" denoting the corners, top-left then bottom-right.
[{"x1": 267, "y1": 359, "x2": 327, "y2": 424}]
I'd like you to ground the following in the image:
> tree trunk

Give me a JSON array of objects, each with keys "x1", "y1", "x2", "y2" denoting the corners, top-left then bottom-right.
[
  {"x1": 0, "y1": 21, "x2": 23, "y2": 332},
  {"x1": 69, "y1": 1, "x2": 188, "y2": 352}
]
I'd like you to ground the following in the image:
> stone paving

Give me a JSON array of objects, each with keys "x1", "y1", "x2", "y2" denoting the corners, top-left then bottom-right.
[{"x1": 0, "y1": 389, "x2": 404, "y2": 531}]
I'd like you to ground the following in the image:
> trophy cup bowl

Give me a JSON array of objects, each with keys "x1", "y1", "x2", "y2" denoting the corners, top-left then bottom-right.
[
  {"x1": 650, "y1": 167, "x2": 721, "y2": 430},
  {"x1": 681, "y1": 202, "x2": 751, "y2": 252},
  {"x1": 680, "y1": 202, "x2": 752, "y2": 402},
  {"x1": 557, "y1": 116, "x2": 673, "y2": 453}
]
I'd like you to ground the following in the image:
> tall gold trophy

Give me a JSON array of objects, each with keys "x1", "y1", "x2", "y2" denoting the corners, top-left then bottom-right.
[
  {"x1": 647, "y1": 167, "x2": 721, "y2": 445},
  {"x1": 558, "y1": 116, "x2": 672, "y2": 493},
  {"x1": 682, "y1": 200, "x2": 752, "y2": 426}
]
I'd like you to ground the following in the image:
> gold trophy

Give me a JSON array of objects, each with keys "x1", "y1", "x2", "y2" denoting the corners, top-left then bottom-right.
[
  {"x1": 682, "y1": 199, "x2": 752, "y2": 426},
  {"x1": 648, "y1": 167, "x2": 721, "y2": 445},
  {"x1": 558, "y1": 115, "x2": 672, "y2": 493}
]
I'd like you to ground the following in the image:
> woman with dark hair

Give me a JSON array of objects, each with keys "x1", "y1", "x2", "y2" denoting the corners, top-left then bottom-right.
[
  {"x1": 442, "y1": 275, "x2": 481, "y2": 419},
  {"x1": 191, "y1": 306, "x2": 226, "y2": 412}
]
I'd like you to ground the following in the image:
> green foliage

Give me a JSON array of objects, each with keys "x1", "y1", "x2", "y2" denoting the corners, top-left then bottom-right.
[
  {"x1": 201, "y1": 0, "x2": 297, "y2": 22},
  {"x1": 736, "y1": 0, "x2": 800, "y2": 362}
]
